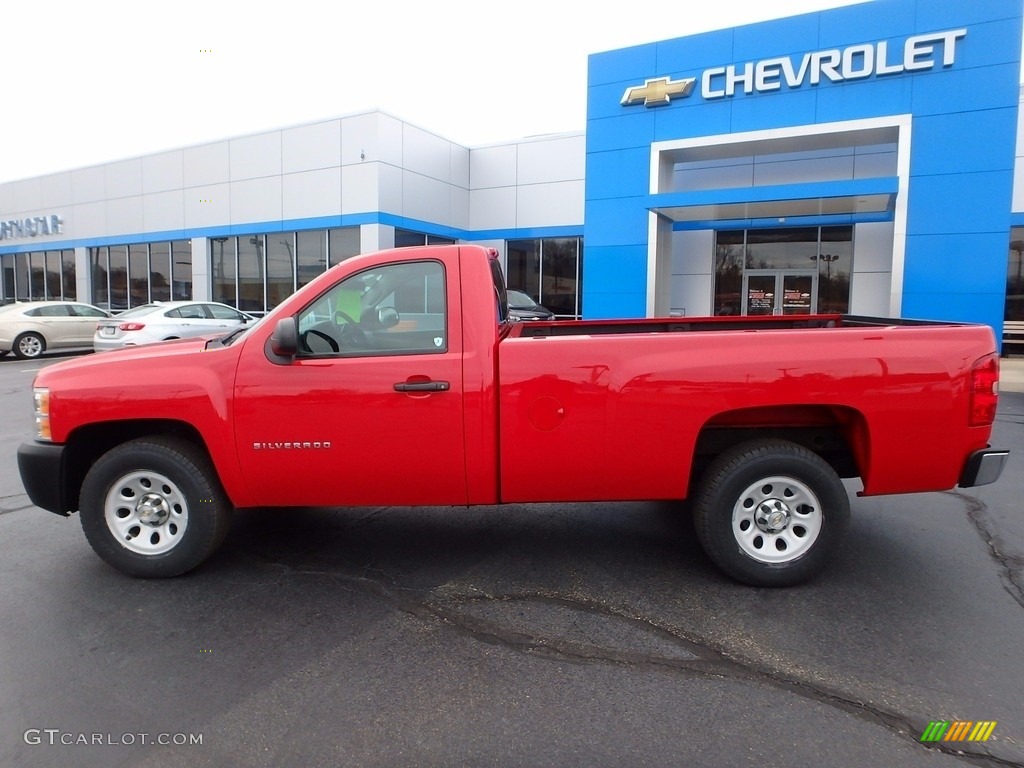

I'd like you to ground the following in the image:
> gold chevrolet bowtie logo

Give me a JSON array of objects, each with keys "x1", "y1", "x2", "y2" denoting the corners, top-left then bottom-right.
[{"x1": 621, "y1": 76, "x2": 696, "y2": 107}]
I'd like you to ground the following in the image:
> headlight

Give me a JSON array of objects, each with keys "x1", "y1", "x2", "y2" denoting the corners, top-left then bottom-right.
[{"x1": 33, "y1": 387, "x2": 51, "y2": 441}]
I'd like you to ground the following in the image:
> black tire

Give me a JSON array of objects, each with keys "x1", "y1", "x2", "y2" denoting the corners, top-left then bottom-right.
[
  {"x1": 693, "y1": 439, "x2": 850, "y2": 587},
  {"x1": 79, "y1": 437, "x2": 232, "y2": 578},
  {"x1": 13, "y1": 332, "x2": 45, "y2": 359}
]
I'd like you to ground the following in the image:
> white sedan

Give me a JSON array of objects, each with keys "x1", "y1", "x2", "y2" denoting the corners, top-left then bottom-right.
[
  {"x1": 0, "y1": 301, "x2": 112, "y2": 359},
  {"x1": 93, "y1": 301, "x2": 256, "y2": 352}
]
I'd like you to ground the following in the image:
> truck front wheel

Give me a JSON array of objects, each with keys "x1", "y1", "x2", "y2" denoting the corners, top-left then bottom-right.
[
  {"x1": 693, "y1": 439, "x2": 849, "y2": 587},
  {"x1": 79, "y1": 437, "x2": 232, "y2": 578}
]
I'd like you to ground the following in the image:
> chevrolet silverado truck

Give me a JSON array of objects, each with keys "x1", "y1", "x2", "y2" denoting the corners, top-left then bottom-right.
[{"x1": 17, "y1": 245, "x2": 1009, "y2": 586}]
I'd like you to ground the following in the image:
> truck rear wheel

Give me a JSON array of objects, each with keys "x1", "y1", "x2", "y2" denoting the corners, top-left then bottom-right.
[
  {"x1": 693, "y1": 439, "x2": 849, "y2": 587},
  {"x1": 79, "y1": 437, "x2": 232, "y2": 578}
]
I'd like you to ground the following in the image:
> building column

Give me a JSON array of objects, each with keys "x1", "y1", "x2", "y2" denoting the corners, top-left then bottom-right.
[
  {"x1": 191, "y1": 237, "x2": 210, "y2": 300},
  {"x1": 74, "y1": 247, "x2": 90, "y2": 303},
  {"x1": 359, "y1": 224, "x2": 394, "y2": 253}
]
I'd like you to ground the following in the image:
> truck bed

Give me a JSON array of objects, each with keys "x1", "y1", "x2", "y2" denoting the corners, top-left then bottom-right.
[{"x1": 516, "y1": 314, "x2": 966, "y2": 338}]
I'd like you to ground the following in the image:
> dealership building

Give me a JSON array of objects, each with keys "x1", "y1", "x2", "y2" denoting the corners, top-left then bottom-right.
[{"x1": 1, "y1": 0, "x2": 1023, "y2": 342}]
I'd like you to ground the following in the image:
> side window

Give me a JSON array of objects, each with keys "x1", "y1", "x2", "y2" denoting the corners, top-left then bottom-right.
[
  {"x1": 70, "y1": 305, "x2": 109, "y2": 318},
  {"x1": 177, "y1": 304, "x2": 206, "y2": 319},
  {"x1": 207, "y1": 304, "x2": 245, "y2": 321},
  {"x1": 296, "y1": 260, "x2": 447, "y2": 357},
  {"x1": 38, "y1": 305, "x2": 72, "y2": 317}
]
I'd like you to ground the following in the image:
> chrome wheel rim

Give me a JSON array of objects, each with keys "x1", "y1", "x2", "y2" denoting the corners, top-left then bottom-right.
[
  {"x1": 104, "y1": 470, "x2": 189, "y2": 555},
  {"x1": 18, "y1": 336, "x2": 42, "y2": 357},
  {"x1": 732, "y1": 475, "x2": 823, "y2": 563}
]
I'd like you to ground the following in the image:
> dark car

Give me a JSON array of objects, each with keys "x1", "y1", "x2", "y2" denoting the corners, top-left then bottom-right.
[{"x1": 507, "y1": 290, "x2": 555, "y2": 321}]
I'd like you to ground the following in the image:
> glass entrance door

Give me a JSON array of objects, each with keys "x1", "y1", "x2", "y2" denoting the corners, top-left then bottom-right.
[{"x1": 743, "y1": 271, "x2": 817, "y2": 315}]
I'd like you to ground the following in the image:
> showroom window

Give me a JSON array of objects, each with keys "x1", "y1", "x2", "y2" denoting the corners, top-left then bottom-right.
[
  {"x1": 1008, "y1": 229, "x2": 1024, "y2": 322},
  {"x1": 714, "y1": 226, "x2": 852, "y2": 316},
  {"x1": 0, "y1": 249, "x2": 76, "y2": 303},
  {"x1": 211, "y1": 227, "x2": 360, "y2": 315},
  {"x1": 394, "y1": 229, "x2": 456, "y2": 248},
  {"x1": 91, "y1": 240, "x2": 192, "y2": 311},
  {"x1": 506, "y1": 237, "x2": 583, "y2": 320}
]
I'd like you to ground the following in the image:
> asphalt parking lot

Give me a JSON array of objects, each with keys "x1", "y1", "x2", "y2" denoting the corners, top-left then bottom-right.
[{"x1": 0, "y1": 351, "x2": 1022, "y2": 767}]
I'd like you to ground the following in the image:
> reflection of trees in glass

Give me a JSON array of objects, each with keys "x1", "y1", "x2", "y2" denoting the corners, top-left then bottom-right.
[{"x1": 714, "y1": 244, "x2": 744, "y2": 315}]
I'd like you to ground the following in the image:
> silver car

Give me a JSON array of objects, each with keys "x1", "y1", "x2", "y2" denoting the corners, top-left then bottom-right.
[
  {"x1": 93, "y1": 301, "x2": 255, "y2": 352},
  {"x1": 0, "y1": 301, "x2": 112, "y2": 359}
]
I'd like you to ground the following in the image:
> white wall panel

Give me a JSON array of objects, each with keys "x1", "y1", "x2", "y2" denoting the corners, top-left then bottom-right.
[
  {"x1": 72, "y1": 166, "x2": 105, "y2": 204},
  {"x1": 283, "y1": 168, "x2": 342, "y2": 220},
  {"x1": 342, "y1": 163, "x2": 381, "y2": 214},
  {"x1": 470, "y1": 186, "x2": 516, "y2": 230},
  {"x1": 105, "y1": 196, "x2": 144, "y2": 234},
  {"x1": 374, "y1": 163, "x2": 402, "y2": 216},
  {"x1": 849, "y1": 271, "x2": 893, "y2": 316},
  {"x1": 7, "y1": 178, "x2": 42, "y2": 213},
  {"x1": 449, "y1": 185, "x2": 470, "y2": 231},
  {"x1": 143, "y1": 190, "x2": 185, "y2": 233},
  {"x1": 402, "y1": 172, "x2": 451, "y2": 224},
  {"x1": 283, "y1": 120, "x2": 341, "y2": 174},
  {"x1": 230, "y1": 176, "x2": 282, "y2": 223},
  {"x1": 669, "y1": 274, "x2": 713, "y2": 317},
  {"x1": 184, "y1": 142, "x2": 229, "y2": 189},
  {"x1": 0, "y1": 182, "x2": 13, "y2": 212},
  {"x1": 853, "y1": 221, "x2": 895, "y2": 272},
  {"x1": 516, "y1": 180, "x2": 584, "y2": 227},
  {"x1": 184, "y1": 184, "x2": 230, "y2": 229},
  {"x1": 341, "y1": 112, "x2": 380, "y2": 166},
  {"x1": 470, "y1": 145, "x2": 517, "y2": 189},
  {"x1": 143, "y1": 151, "x2": 184, "y2": 194},
  {"x1": 375, "y1": 113, "x2": 404, "y2": 167},
  {"x1": 230, "y1": 132, "x2": 282, "y2": 181},
  {"x1": 517, "y1": 134, "x2": 585, "y2": 185},
  {"x1": 104, "y1": 159, "x2": 143, "y2": 199},
  {"x1": 450, "y1": 144, "x2": 470, "y2": 189},
  {"x1": 671, "y1": 230, "x2": 714, "y2": 275},
  {"x1": 70, "y1": 202, "x2": 106, "y2": 238},
  {"x1": 403, "y1": 124, "x2": 452, "y2": 182},
  {"x1": 1014, "y1": 154, "x2": 1024, "y2": 212},
  {"x1": 39, "y1": 173, "x2": 73, "y2": 208}
]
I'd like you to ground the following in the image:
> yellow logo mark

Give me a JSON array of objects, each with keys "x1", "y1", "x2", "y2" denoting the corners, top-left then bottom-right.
[{"x1": 621, "y1": 76, "x2": 696, "y2": 107}]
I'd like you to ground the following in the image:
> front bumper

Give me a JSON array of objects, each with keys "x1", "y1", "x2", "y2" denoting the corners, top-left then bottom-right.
[
  {"x1": 958, "y1": 448, "x2": 1010, "y2": 488},
  {"x1": 17, "y1": 441, "x2": 72, "y2": 516}
]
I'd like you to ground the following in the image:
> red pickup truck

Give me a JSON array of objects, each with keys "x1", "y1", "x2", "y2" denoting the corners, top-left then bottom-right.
[{"x1": 17, "y1": 245, "x2": 1008, "y2": 586}]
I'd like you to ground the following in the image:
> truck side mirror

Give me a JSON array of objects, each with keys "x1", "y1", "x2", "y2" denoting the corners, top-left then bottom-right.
[
  {"x1": 377, "y1": 307, "x2": 399, "y2": 329},
  {"x1": 270, "y1": 317, "x2": 298, "y2": 358}
]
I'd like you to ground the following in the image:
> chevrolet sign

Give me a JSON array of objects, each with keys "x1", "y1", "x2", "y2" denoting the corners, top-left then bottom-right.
[{"x1": 621, "y1": 28, "x2": 966, "y2": 106}]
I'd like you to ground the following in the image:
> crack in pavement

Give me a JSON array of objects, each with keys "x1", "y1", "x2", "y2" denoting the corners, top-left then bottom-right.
[
  {"x1": 948, "y1": 490, "x2": 1024, "y2": 611},
  {"x1": 238, "y1": 550, "x2": 1023, "y2": 767}
]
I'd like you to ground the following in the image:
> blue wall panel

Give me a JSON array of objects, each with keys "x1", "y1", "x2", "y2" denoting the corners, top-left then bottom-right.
[
  {"x1": 906, "y1": 171, "x2": 1014, "y2": 235},
  {"x1": 584, "y1": 0, "x2": 1022, "y2": 326},
  {"x1": 818, "y1": 0, "x2": 917, "y2": 47},
  {"x1": 729, "y1": 14, "x2": 821, "y2": 61},
  {"x1": 588, "y1": 45, "x2": 658, "y2": 87},
  {"x1": 583, "y1": 199, "x2": 649, "y2": 247},
  {"x1": 585, "y1": 149, "x2": 651, "y2": 201},
  {"x1": 911, "y1": 109, "x2": 1018, "y2": 175}
]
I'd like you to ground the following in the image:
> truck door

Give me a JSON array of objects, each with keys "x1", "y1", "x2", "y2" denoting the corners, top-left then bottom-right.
[{"x1": 232, "y1": 258, "x2": 467, "y2": 507}]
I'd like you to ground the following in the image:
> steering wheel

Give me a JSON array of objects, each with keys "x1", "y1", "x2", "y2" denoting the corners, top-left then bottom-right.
[
  {"x1": 333, "y1": 310, "x2": 369, "y2": 349},
  {"x1": 300, "y1": 328, "x2": 339, "y2": 354}
]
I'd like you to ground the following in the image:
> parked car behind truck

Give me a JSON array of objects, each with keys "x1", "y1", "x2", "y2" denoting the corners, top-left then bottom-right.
[
  {"x1": 17, "y1": 245, "x2": 1008, "y2": 586},
  {"x1": 0, "y1": 301, "x2": 111, "y2": 359}
]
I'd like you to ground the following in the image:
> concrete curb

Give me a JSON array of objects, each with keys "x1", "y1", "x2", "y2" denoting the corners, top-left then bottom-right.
[{"x1": 1001, "y1": 357, "x2": 1024, "y2": 394}]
